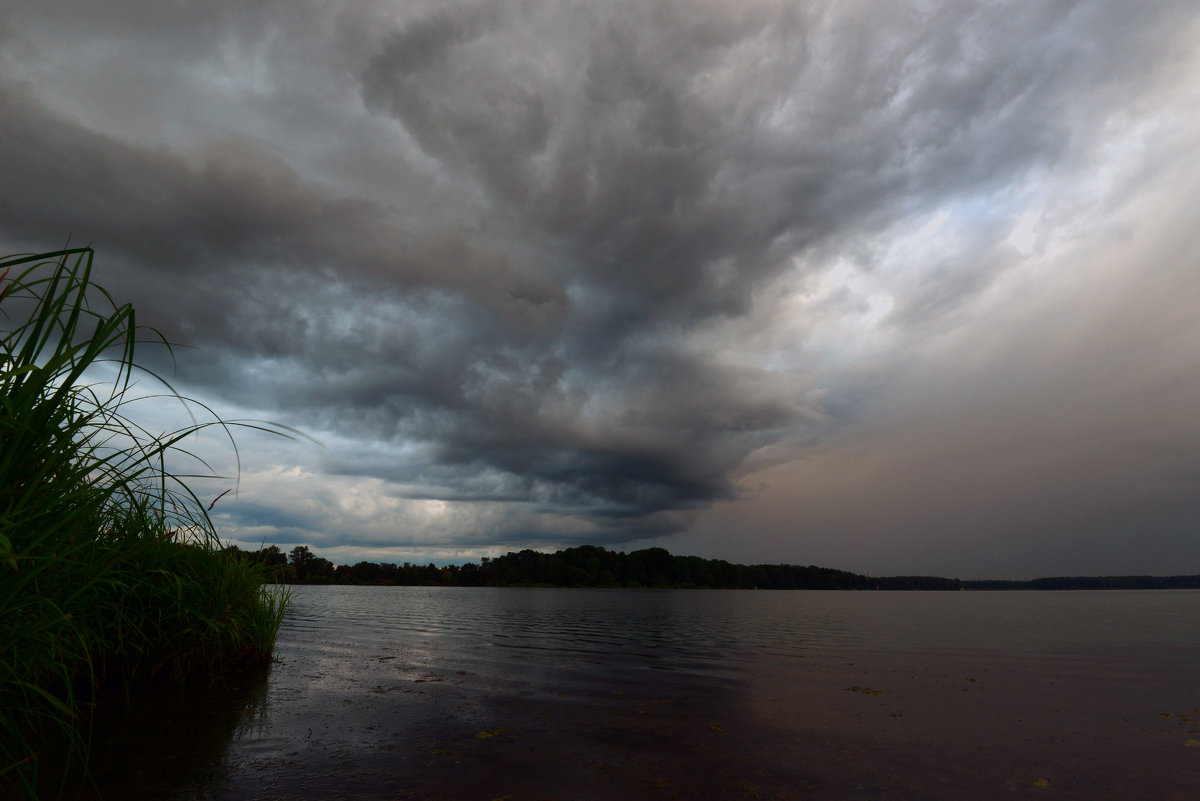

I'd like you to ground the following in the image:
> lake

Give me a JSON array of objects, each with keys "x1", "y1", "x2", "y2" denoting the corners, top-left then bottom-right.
[{"x1": 85, "y1": 587, "x2": 1200, "y2": 799}]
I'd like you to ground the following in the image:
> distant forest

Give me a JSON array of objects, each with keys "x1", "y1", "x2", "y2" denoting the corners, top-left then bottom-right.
[{"x1": 226, "y1": 544, "x2": 1200, "y2": 591}]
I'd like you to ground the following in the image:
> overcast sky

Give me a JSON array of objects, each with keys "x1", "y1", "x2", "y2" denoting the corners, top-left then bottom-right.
[{"x1": 3, "y1": 0, "x2": 1199, "y2": 578}]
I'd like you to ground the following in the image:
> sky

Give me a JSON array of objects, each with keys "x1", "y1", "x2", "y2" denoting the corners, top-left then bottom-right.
[{"x1": 2, "y1": 0, "x2": 1199, "y2": 579}]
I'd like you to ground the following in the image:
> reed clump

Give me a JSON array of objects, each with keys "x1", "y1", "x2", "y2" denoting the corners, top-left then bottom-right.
[{"x1": 0, "y1": 248, "x2": 290, "y2": 799}]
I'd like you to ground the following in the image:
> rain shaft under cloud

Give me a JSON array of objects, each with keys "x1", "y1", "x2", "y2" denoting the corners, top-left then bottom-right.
[{"x1": 2, "y1": 0, "x2": 1199, "y2": 575}]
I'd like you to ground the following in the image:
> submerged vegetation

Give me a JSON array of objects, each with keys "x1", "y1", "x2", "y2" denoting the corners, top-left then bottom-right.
[{"x1": 0, "y1": 248, "x2": 290, "y2": 799}]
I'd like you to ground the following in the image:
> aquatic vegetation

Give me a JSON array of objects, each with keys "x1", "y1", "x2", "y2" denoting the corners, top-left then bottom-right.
[{"x1": 0, "y1": 248, "x2": 291, "y2": 799}]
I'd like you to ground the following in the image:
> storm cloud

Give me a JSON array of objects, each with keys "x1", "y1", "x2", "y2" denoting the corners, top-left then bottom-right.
[{"x1": 2, "y1": 0, "x2": 1198, "y2": 575}]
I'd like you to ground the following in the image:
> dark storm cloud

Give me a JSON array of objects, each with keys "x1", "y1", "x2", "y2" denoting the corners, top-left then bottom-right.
[
  {"x1": 0, "y1": 78, "x2": 565, "y2": 337},
  {"x1": 2, "y1": 0, "x2": 1198, "y2": 563},
  {"x1": 360, "y1": 0, "x2": 1191, "y2": 338},
  {"x1": 0, "y1": 64, "x2": 785, "y2": 531}
]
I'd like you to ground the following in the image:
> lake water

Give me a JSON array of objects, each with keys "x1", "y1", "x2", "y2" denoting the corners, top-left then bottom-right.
[{"x1": 85, "y1": 587, "x2": 1200, "y2": 800}]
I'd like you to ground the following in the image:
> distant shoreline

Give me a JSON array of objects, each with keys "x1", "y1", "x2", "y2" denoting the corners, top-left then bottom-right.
[{"x1": 229, "y1": 543, "x2": 1200, "y2": 591}]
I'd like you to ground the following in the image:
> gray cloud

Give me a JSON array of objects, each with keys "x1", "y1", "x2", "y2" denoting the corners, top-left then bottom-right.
[{"x1": 2, "y1": 0, "x2": 1198, "y2": 572}]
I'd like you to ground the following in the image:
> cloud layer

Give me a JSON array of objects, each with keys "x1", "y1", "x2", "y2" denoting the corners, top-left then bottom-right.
[{"x1": 3, "y1": 1, "x2": 1198, "y2": 575}]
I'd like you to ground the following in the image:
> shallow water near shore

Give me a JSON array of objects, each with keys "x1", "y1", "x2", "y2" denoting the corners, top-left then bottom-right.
[{"x1": 85, "y1": 587, "x2": 1200, "y2": 799}]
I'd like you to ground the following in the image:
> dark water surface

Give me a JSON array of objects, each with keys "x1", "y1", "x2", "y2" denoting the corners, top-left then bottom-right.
[{"x1": 89, "y1": 588, "x2": 1200, "y2": 800}]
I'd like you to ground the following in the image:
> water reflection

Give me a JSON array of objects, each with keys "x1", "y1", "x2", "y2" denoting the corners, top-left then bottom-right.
[
  {"x1": 68, "y1": 663, "x2": 271, "y2": 800},
  {"x1": 58, "y1": 588, "x2": 1200, "y2": 800}
]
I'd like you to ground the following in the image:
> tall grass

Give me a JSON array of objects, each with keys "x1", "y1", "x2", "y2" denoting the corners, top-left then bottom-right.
[{"x1": 0, "y1": 248, "x2": 291, "y2": 799}]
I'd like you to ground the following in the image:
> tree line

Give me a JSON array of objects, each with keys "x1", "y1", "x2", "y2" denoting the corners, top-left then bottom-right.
[
  {"x1": 226, "y1": 544, "x2": 960, "y2": 589},
  {"x1": 225, "y1": 543, "x2": 1200, "y2": 590}
]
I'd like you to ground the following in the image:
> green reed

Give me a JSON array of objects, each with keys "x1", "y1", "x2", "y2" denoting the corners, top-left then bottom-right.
[{"x1": 0, "y1": 248, "x2": 291, "y2": 799}]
